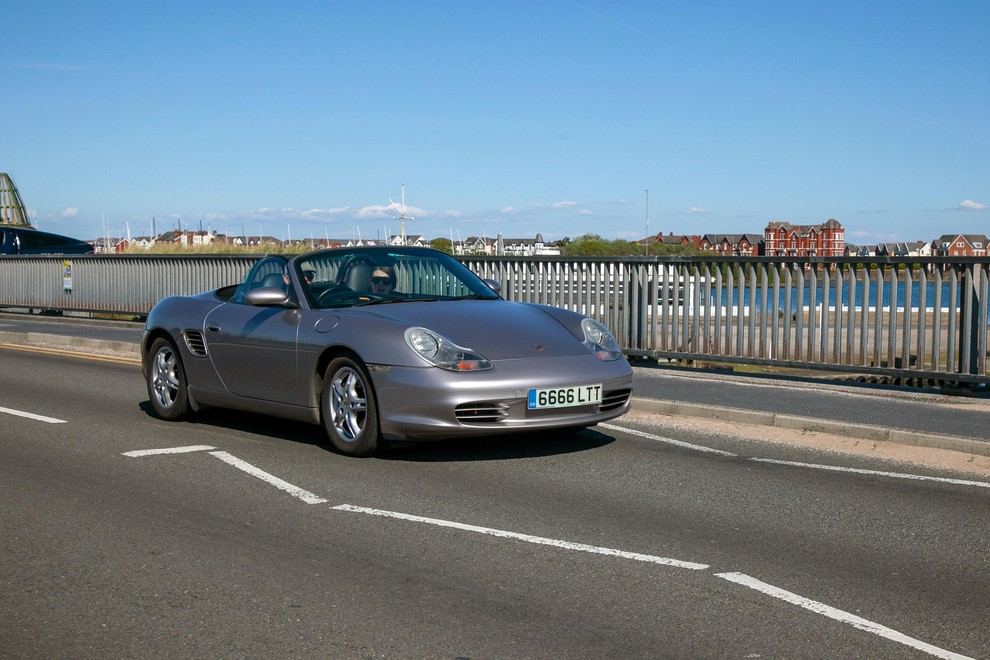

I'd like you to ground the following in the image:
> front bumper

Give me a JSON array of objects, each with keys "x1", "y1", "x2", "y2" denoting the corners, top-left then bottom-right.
[{"x1": 370, "y1": 354, "x2": 633, "y2": 441}]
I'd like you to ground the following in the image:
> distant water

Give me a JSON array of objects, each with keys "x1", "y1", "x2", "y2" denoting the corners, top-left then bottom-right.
[{"x1": 711, "y1": 280, "x2": 970, "y2": 313}]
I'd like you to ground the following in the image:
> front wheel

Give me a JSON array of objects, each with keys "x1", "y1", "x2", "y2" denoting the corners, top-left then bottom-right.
[
  {"x1": 321, "y1": 355, "x2": 380, "y2": 457},
  {"x1": 147, "y1": 337, "x2": 190, "y2": 420}
]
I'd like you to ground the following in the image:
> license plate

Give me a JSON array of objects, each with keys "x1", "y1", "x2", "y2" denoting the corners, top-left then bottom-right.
[{"x1": 527, "y1": 384, "x2": 603, "y2": 410}]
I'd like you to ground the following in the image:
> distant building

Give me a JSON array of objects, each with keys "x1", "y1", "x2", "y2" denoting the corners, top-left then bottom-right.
[
  {"x1": 640, "y1": 232, "x2": 702, "y2": 248},
  {"x1": 699, "y1": 233, "x2": 763, "y2": 256},
  {"x1": 933, "y1": 234, "x2": 989, "y2": 257},
  {"x1": 764, "y1": 219, "x2": 845, "y2": 257},
  {"x1": 845, "y1": 241, "x2": 933, "y2": 258},
  {"x1": 456, "y1": 234, "x2": 560, "y2": 257},
  {"x1": 91, "y1": 237, "x2": 128, "y2": 254}
]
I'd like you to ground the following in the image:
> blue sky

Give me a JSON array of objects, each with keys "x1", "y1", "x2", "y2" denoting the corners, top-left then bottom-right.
[{"x1": 3, "y1": 1, "x2": 988, "y2": 245}]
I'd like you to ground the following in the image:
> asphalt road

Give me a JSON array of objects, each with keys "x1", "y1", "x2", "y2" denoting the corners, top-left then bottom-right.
[{"x1": 2, "y1": 346, "x2": 988, "y2": 658}]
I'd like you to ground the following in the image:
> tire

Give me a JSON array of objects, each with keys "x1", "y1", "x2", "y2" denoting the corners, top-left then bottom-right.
[
  {"x1": 147, "y1": 337, "x2": 190, "y2": 421},
  {"x1": 321, "y1": 355, "x2": 380, "y2": 457}
]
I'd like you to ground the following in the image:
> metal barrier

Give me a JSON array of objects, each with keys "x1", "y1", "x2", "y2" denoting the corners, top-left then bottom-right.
[
  {"x1": 0, "y1": 254, "x2": 258, "y2": 315},
  {"x1": 465, "y1": 255, "x2": 990, "y2": 384},
  {"x1": 2, "y1": 254, "x2": 988, "y2": 383}
]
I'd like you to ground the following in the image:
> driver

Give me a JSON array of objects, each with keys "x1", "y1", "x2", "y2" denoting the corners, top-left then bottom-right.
[{"x1": 369, "y1": 266, "x2": 396, "y2": 294}]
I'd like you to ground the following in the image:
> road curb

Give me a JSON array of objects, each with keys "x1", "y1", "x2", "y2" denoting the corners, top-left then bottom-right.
[
  {"x1": 630, "y1": 396, "x2": 990, "y2": 458},
  {"x1": 0, "y1": 331, "x2": 141, "y2": 357}
]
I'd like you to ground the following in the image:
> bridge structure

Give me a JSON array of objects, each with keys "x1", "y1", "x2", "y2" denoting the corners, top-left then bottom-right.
[{"x1": 0, "y1": 172, "x2": 31, "y2": 227}]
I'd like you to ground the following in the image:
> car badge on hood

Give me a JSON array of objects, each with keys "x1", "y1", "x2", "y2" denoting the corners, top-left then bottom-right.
[{"x1": 532, "y1": 344, "x2": 544, "y2": 351}]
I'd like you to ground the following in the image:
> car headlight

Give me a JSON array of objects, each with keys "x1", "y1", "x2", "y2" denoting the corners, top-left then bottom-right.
[
  {"x1": 404, "y1": 327, "x2": 493, "y2": 371},
  {"x1": 581, "y1": 318, "x2": 623, "y2": 361}
]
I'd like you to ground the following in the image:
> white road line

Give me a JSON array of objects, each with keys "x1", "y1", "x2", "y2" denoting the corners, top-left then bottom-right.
[
  {"x1": 0, "y1": 406, "x2": 66, "y2": 424},
  {"x1": 208, "y1": 451, "x2": 328, "y2": 505},
  {"x1": 332, "y1": 504, "x2": 709, "y2": 570},
  {"x1": 751, "y1": 458, "x2": 990, "y2": 489},
  {"x1": 600, "y1": 422, "x2": 738, "y2": 456},
  {"x1": 605, "y1": 423, "x2": 990, "y2": 489},
  {"x1": 122, "y1": 445, "x2": 217, "y2": 457},
  {"x1": 716, "y1": 572, "x2": 973, "y2": 660}
]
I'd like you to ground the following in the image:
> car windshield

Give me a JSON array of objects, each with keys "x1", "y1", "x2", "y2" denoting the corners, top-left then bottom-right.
[{"x1": 293, "y1": 247, "x2": 500, "y2": 309}]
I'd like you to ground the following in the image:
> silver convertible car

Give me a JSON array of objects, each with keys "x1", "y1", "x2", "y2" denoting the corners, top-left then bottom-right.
[{"x1": 141, "y1": 246, "x2": 633, "y2": 456}]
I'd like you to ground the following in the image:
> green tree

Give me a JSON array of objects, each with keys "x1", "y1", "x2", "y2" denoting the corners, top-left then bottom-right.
[
  {"x1": 562, "y1": 234, "x2": 646, "y2": 256},
  {"x1": 430, "y1": 237, "x2": 453, "y2": 254}
]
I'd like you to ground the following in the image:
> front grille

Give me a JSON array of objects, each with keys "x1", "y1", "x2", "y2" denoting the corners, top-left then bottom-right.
[
  {"x1": 455, "y1": 401, "x2": 510, "y2": 424},
  {"x1": 600, "y1": 388, "x2": 632, "y2": 412},
  {"x1": 183, "y1": 330, "x2": 208, "y2": 358}
]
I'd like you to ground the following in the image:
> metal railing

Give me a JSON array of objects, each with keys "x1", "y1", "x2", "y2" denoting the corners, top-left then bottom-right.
[
  {"x1": 465, "y1": 255, "x2": 990, "y2": 384},
  {"x1": 2, "y1": 254, "x2": 988, "y2": 383}
]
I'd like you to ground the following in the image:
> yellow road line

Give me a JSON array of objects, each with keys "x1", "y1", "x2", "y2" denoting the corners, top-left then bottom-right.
[{"x1": 0, "y1": 342, "x2": 142, "y2": 366}]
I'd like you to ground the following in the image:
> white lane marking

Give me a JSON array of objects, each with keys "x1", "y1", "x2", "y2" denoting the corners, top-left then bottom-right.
[
  {"x1": 0, "y1": 406, "x2": 66, "y2": 424},
  {"x1": 605, "y1": 423, "x2": 990, "y2": 490},
  {"x1": 332, "y1": 504, "x2": 709, "y2": 570},
  {"x1": 122, "y1": 445, "x2": 217, "y2": 457},
  {"x1": 752, "y1": 458, "x2": 990, "y2": 489},
  {"x1": 208, "y1": 451, "x2": 328, "y2": 505},
  {"x1": 600, "y1": 422, "x2": 737, "y2": 456},
  {"x1": 716, "y1": 572, "x2": 973, "y2": 660}
]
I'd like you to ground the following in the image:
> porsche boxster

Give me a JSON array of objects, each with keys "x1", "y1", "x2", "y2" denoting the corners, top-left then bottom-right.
[{"x1": 141, "y1": 246, "x2": 633, "y2": 456}]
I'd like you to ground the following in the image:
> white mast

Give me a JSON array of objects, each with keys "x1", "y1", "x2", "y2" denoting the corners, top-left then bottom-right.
[
  {"x1": 645, "y1": 188, "x2": 650, "y2": 257},
  {"x1": 388, "y1": 184, "x2": 414, "y2": 246}
]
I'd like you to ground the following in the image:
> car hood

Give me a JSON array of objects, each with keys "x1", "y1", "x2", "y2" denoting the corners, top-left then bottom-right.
[{"x1": 352, "y1": 300, "x2": 589, "y2": 360}]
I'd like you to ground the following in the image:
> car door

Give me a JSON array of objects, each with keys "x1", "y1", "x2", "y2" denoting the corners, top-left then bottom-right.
[{"x1": 203, "y1": 256, "x2": 303, "y2": 404}]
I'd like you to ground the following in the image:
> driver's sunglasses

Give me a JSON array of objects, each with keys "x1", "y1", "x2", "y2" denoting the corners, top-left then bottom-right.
[{"x1": 371, "y1": 277, "x2": 392, "y2": 285}]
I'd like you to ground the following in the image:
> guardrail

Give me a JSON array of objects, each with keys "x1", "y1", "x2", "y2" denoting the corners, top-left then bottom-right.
[{"x1": 2, "y1": 254, "x2": 988, "y2": 383}]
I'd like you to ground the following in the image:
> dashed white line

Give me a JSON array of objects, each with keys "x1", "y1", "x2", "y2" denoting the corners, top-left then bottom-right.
[
  {"x1": 605, "y1": 423, "x2": 990, "y2": 489},
  {"x1": 115, "y1": 435, "x2": 975, "y2": 657},
  {"x1": 600, "y1": 422, "x2": 737, "y2": 456},
  {"x1": 122, "y1": 445, "x2": 217, "y2": 457},
  {"x1": 716, "y1": 572, "x2": 973, "y2": 660},
  {"x1": 0, "y1": 405, "x2": 66, "y2": 424},
  {"x1": 332, "y1": 504, "x2": 709, "y2": 570},
  {"x1": 208, "y1": 451, "x2": 328, "y2": 504},
  {"x1": 752, "y1": 458, "x2": 990, "y2": 489}
]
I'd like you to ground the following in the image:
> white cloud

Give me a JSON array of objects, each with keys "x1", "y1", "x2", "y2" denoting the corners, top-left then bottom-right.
[
  {"x1": 552, "y1": 201, "x2": 577, "y2": 209},
  {"x1": 356, "y1": 205, "x2": 394, "y2": 219},
  {"x1": 577, "y1": 209, "x2": 593, "y2": 216},
  {"x1": 302, "y1": 207, "x2": 349, "y2": 219},
  {"x1": 959, "y1": 200, "x2": 988, "y2": 211},
  {"x1": 688, "y1": 207, "x2": 707, "y2": 214},
  {"x1": 357, "y1": 204, "x2": 429, "y2": 219},
  {"x1": 61, "y1": 207, "x2": 79, "y2": 218},
  {"x1": 441, "y1": 210, "x2": 461, "y2": 218},
  {"x1": 500, "y1": 206, "x2": 519, "y2": 214}
]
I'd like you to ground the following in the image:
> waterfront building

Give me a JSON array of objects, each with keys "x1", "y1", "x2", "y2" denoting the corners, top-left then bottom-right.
[
  {"x1": 699, "y1": 233, "x2": 763, "y2": 256},
  {"x1": 933, "y1": 234, "x2": 989, "y2": 257},
  {"x1": 763, "y1": 219, "x2": 845, "y2": 257}
]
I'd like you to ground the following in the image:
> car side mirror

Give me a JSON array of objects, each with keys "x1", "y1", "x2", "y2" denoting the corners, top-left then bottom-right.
[
  {"x1": 483, "y1": 278, "x2": 502, "y2": 293},
  {"x1": 244, "y1": 287, "x2": 296, "y2": 307}
]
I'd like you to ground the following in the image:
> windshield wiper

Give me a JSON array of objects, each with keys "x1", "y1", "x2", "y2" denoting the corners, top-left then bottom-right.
[
  {"x1": 358, "y1": 296, "x2": 439, "y2": 306},
  {"x1": 448, "y1": 294, "x2": 497, "y2": 300}
]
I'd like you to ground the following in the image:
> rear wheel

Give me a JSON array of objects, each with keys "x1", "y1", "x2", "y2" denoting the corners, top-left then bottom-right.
[
  {"x1": 147, "y1": 337, "x2": 190, "y2": 420},
  {"x1": 321, "y1": 355, "x2": 380, "y2": 457}
]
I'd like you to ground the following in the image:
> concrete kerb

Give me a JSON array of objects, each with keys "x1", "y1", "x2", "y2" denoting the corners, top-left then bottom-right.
[
  {"x1": 0, "y1": 331, "x2": 141, "y2": 357},
  {"x1": 630, "y1": 396, "x2": 990, "y2": 459}
]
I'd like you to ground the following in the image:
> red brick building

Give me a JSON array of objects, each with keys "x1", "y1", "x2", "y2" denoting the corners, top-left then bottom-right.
[
  {"x1": 933, "y1": 234, "x2": 989, "y2": 257},
  {"x1": 763, "y1": 219, "x2": 845, "y2": 257}
]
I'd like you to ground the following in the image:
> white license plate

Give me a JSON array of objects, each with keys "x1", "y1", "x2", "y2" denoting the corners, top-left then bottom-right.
[{"x1": 527, "y1": 384, "x2": 603, "y2": 410}]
